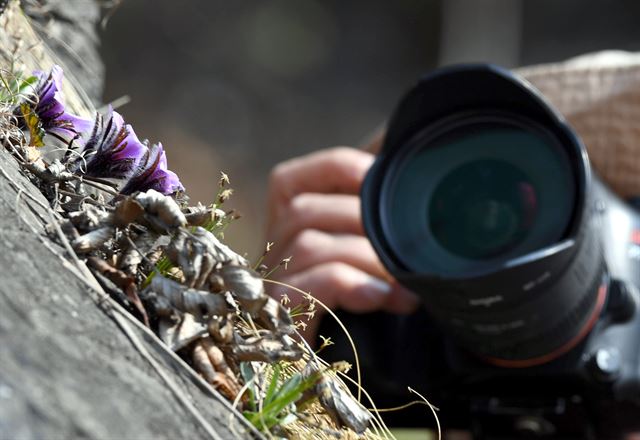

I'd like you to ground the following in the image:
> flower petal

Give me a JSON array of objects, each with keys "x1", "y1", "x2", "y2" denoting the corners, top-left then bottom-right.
[
  {"x1": 81, "y1": 108, "x2": 148, "y2": 179},
  {"x1": 119, "y1": 142, "x2": 184, "y2": 195},
  {"x1": 27, "y1": 65, "x2": 91, "y2": 144}
]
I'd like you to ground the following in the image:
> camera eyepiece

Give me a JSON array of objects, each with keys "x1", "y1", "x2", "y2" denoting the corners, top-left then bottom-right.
[{"x1": 361, "y1": 65, "x2": 607, "y2": 365}]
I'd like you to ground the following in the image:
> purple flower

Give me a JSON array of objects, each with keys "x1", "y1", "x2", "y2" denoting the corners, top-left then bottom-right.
[
  {"x1": 77, "y1": 107, "x2": 147, "y2": 179},
  {"x1": 31, "y1": 65, "x2": 92, "y2": 144},
  {"x1": 119, "y1": 142, "x2": 184, "y2": 195}
]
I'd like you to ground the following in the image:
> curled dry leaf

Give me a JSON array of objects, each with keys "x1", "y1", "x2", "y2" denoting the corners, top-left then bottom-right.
[
  {"x1": 208, "y1": 273, "x2": 225, "y2": 293},
  {"x1": 257, "y1": 296, "x2": 295, "y2": 334},
  {"x1": 118, "y1": 232, "x2": 159, "y2": 277},
  {"x1": 200, "y1": 337, "x2": 242, "y2": 394},
  {"x1": 184, "y1": 204, "x2": 226, "y2": 227},
  {"x1": 208, "y1": 313, "x2": 235, "y2": 344},
  {"x1": 158, "y1": 312, "x2": 207, "y2": 352},
  {"x1": 72, "y1": 226, "x2": 115, "y2": 253},
  {"x1": 166, "y1": 228, "x2": 250, "y2": 289},
  {"x1": 149, "y1": 294, "x2": 174, "y2": 318},
  {"x1": 68, "y1": 205, "x2": 112, "y2": 231},
  {"x1": 232, "y1": 335, "x2": 303, "y2": 363},
  {"x1": 193, "y1": 255, "x2": 215, "y2": 290},
  {"x1": 315, "y1": 371, "x2": 372, "y2": 434},
  {"x1": 113, "y1": 196, "x2": 145, "y2": 227},
  {"x1": 146, "y1": 274, "x2": 228, "y2": 319},
  {"x1": 218, "y1": 265, "x2": 267, "y2": 315},
  {"x1": 166, "y1": 229, "x2": 209, "y2": 288},
  {"x1": 86, "y1": 256, "x2": 149, "y2": 326},
  {"x1": 191, "y1": 226, "x2": 247, "y2": 266},
  {"x1": 134, "y1": 189, "x2": 186, "y2": 231},
  {"x1": 24, "y1": 159, "x2": 75, "y2": 183},
  {"x1": 193, "y1": 339, "x2": 242, "y2": 402}
]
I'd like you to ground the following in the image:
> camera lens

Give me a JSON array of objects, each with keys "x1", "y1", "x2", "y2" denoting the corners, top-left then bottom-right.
[
  {"x1": 362, "y1": 65, "x2": 607, "y2": 365},
  {"x1": 429, "y1": 158, "x2": 535, "y2": 260},
  {"x1": 380, "y1": 119, "x2": 575, "y2": 275}
]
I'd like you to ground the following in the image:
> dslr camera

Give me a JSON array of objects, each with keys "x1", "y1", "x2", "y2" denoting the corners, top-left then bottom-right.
[{"x1": 324, "y1": 65, "x2": 640, "y2": 440}]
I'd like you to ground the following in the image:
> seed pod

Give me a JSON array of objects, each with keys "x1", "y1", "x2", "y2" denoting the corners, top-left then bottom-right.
[{"x1": 72, "y1": 226, "x2": 115, "y2": 253}]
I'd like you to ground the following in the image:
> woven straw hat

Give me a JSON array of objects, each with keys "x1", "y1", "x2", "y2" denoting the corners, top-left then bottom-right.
[{"x1": 517, "y1": 51, "x2": 640, "y2": 199}]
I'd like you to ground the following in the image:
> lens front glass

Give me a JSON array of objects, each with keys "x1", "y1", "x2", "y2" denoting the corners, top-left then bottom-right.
[
  {"x1": 381, "y1": 116, "x2": 576, "y2": 274},
  {"x1": 430, "y1": 159, "x2": 537, "y2": 259}
]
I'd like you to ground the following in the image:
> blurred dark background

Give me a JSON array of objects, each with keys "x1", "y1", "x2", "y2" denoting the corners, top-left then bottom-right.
[{"x1": 101, "y1": 0, "x2": 640, "y2": 257}]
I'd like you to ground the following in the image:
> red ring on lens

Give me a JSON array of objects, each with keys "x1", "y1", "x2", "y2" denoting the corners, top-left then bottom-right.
[{"x1": 483, "y1": 283, "x2": 608, "y2": 368}]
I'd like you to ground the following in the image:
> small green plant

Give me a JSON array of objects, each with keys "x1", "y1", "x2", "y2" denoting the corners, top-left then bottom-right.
[
  {"x1": 242, "y1": 362, "x2": 319, "y2": 433},
  {"x1": 0, "y1": 71, "x2": 36, "y2": 106}
]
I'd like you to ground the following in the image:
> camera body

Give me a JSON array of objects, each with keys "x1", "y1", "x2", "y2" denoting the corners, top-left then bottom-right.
[
  {"x1": 434, "y1": 180, "x2": 640, "y2": 439},
  {"x1": 355, "y1": 65, "x2": 640, "y2": 439}
]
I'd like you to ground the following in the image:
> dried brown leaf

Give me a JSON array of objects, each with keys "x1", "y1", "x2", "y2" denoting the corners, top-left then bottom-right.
[
  {"x1": 71, "y1": 226, "x2": 114, "y2": 253},
  {"x1": 58, "y1": 219, "x2": 80, "y2": 241},
  {"x1": 147, "y1": 274, "x2": 228, "y2": 319},
  {"x1": 191, "y1": 227, "x2": 247, "y2": 266},
  {"x1": 159, "y1": 313, "x2": 207, "y2": 352},
  {"x1": 193, "y1": 340, "x2": 242, "y2": 402},
  {"x1": 183, "y1": 204, "x2": 225, "y2": 227},
  {"x1": 232, "y1": 336, "x2": 302, "y2": 363},
  {"x1": 113, "y1": 197, "x2": 144, "y2": 227},
  {"x1": 68, "y1": 205, "x2": 112, "y2": 231},
  {"x1": 218, "y1": 265, "x2": 267, "y2": 315},
  {"x1": 257, "y1": 296, "x2": 295, "y2": 334},
  {"x1": 315, "y1": 373, "x2": 372, "y2": 435},
  {"x1": 87, "y1": 256, "x2": 149, "y2": 326},
  {"x1": 134, "y1": 189, "x2": 186, "y2": 231},
  {"x1": 208, "y1": 313, "x2": 235, "y2": 344}
]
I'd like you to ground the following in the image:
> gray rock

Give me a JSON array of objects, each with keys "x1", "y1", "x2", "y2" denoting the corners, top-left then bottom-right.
[{"x1": 0, "y1": 148, "x2": 253, "y2": 439}]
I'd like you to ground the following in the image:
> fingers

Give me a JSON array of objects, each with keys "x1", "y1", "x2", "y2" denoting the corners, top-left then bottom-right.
[
  {"x1": 277, "y1": 229, "x2": 388, "y2": 281},
  {"x1": 282, "y1": 262, "x2": 391, "y2": 312},
  {"x1": 267, "y1": 147, "x2": 374, "y2": 231},
  {"x1": 264, "y1": 145, "x2": 421, "y2": 344},
  {"x1": 267, "y1": 194, "x2": 363, "y2": 260},
  {"x1": 273, "y1": 262, "x2": 419, "y2": 341}
]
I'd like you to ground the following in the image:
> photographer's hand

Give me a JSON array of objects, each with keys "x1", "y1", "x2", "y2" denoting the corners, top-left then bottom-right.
[{"x1": 265, "y1": 146, "x2": 420, "y2": 342}]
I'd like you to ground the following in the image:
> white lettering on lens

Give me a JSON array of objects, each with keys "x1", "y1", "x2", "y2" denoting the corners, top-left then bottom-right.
[
  {"x1": 474, "y1": 320, "x2": 525, "y2": 334},
  {"x1": 522, "y1": 271, "x2": 551, "y2": 291},
  {"x1": 469, "y1": 295, "x2": 503, "y2": 307}
]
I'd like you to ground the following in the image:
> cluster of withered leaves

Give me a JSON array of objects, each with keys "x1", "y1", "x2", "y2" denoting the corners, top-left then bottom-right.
[
  {"x1": 7, "y1": 139, "x2": 377, "y2": 438},
  {"x1": 61, "y1": 185, "x2": 303, "y2": 401}
]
